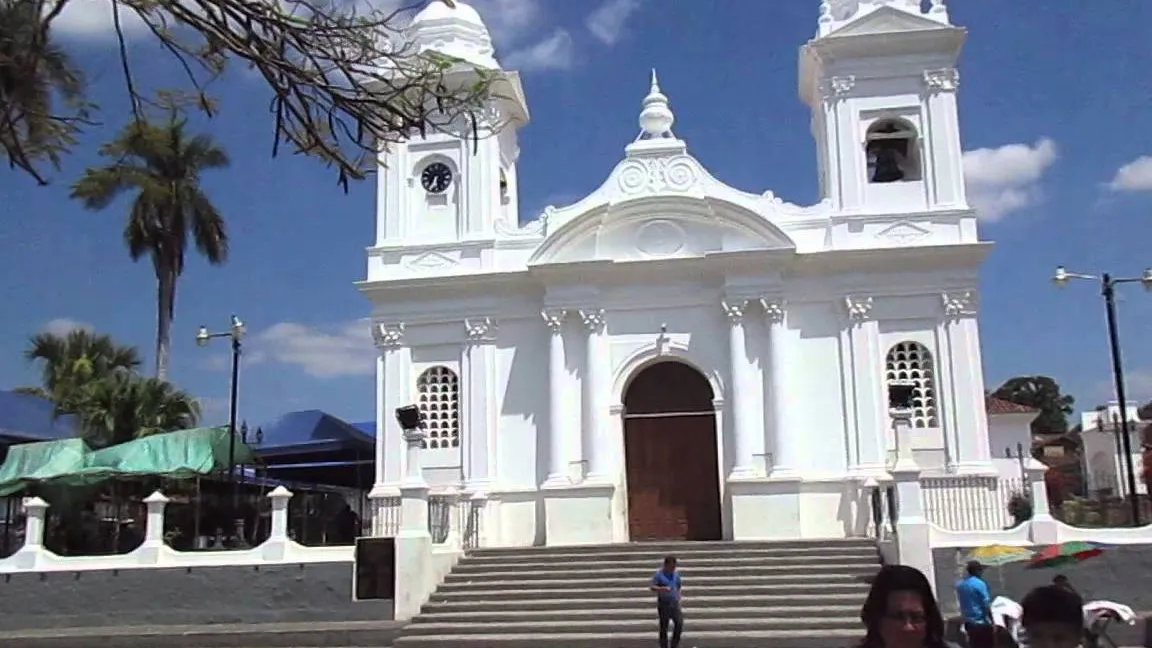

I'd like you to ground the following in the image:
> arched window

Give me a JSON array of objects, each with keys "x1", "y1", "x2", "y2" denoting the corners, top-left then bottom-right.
[
  {"x1": 416, "y1": 366, "x2": 460, "y2": 449},
  {"x1": 865, "y1": 119, "x2": 922, "y2": 184},
  {"x1": 884, "y1": 341, "x2": 938, "y2": 428}
]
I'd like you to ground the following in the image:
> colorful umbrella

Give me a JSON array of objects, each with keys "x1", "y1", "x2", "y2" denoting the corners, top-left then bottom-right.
[
  {"x1": 1028, "y1": 541, "x2": 1106, "y2": 569},
  {"x1": 963, "y1": 544, "x2": 1034, "y2": 567}
]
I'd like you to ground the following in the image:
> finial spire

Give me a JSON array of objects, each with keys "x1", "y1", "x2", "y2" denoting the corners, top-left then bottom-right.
[{"x1": 637, "y1": 68, "x2": 674, "y2": 141}]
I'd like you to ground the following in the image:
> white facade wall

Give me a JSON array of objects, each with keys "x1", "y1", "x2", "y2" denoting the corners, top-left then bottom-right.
[{"x1": 360, "y1": 1, "x2": 996, "y2": 545}]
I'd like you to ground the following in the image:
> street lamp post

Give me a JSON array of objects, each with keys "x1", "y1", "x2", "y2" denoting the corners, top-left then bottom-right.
[
  {"x1": 196, "y1": 315, "x2": 246, "y2": 492},
  {"x1": 1053, "y1": 266, "x2": 1152, "y2": 525}
]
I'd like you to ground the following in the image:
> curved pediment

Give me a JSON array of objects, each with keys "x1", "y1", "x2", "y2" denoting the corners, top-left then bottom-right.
[{"x1": 527, "y1": 194, "x2": 796, "y2": 266}]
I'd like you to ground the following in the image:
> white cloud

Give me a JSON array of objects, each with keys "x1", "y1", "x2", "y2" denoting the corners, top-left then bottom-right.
[
  {"x1": 962, "y1": 138, "x2": 1058, "y2": 222},
  {"x1": 503, "y1": 29, "x2": 575, "y2": 72},
  {"x1": 51, "y1": 0, "x2": 147, "y2": 38},
  {"x1": 211, "y1": 319, "x2": 376, "y2": 379},
  {"x1": 1107, "y1": 156, "x2": 1152, "y2": 193},
  {"x1": 585, "y1": 0, "x2": 642, "y2": 45},
  {"x1": 43, "y1": 317, "x2": 94, "y2": 335}
]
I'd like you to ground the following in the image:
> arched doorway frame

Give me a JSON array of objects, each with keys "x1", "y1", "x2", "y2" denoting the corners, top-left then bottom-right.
[{"x1": 608, "y1": 342, "x2": 728, "y2": 542}]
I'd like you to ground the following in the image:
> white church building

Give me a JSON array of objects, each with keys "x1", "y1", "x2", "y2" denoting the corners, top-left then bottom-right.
[{"x1": 360, "y1": 0, "x2": 997, "y2": 546}]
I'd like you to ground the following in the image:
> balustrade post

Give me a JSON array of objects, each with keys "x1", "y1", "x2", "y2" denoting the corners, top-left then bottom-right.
[
  {"x1": 469, "y1": 491, "x2": 489, "y2": 548},
  {"x1": 142, "y1": 491, "x2": 170, "y2": 546},
  {"x1": 11, "y1": 496, "x2": 49, "y2": 571},
  {"x1": 268, "y1": 486, "x2": 293, "y2": 540},
  {"x1": 441, "y1": 486, "x2": 461, "y2": 548},
  {"x1": 1026, "y1": 458, "x2": 1060, "y2": 544}
]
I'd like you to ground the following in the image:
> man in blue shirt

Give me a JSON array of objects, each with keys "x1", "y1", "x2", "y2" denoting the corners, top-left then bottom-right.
[
  {"x1": 650, "y1": 555, "x2": 683, "y2": 648},
  {"x1": 956, "y1": 560, "x2": 994, "y2": 648}
]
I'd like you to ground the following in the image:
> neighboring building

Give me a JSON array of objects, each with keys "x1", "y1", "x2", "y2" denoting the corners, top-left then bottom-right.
[
  {"x1": 1080, "y1": 402, "x2": 1147, "y2": 496},
  {"x1": 359, "y1": 1, "x2": 994, "y2": 545},
  {"x1": 985, "y1": 396, "x2": 1038, "y2": 480}
]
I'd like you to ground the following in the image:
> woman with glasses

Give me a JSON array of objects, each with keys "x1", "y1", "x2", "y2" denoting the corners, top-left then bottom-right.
[{"x1": 859, "y1": 564, "x2": 959, "y2": 648}]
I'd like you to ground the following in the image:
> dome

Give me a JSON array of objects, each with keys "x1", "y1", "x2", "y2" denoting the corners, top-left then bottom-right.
[{"x1": 411, "y1": 0, "x2": 486, "y2": 30}]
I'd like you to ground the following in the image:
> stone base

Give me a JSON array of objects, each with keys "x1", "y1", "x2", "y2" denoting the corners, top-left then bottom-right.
[
  {"x1": 542, "y1": 481, "x2": 616, "y2": 546},
  {"x1": 393, "y1": 532, "x2": 433, "y2": 621},
  {"x1": 728, "y1": 477, "x2": 859, "y2": 540}
]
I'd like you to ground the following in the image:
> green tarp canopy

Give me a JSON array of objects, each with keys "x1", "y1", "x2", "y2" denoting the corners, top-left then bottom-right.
[{"x1": 0, "y1": 426, "x2": 255, "y2": 496}]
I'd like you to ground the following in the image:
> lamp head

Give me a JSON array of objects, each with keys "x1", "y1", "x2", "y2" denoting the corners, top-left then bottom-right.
[
  {"x1": 195, "y1": 325, "x2": 211, "y2": 347},
  {"x1": 1052, "y1": 266, "x2": 1070, "y2": 288},
  {"x1": 230, "y1": 315, "x2": 245, "y2": 339},
  {"x1": 1141, "y1": 268, "x2": 1152, "y2": 292},
  {"x1": 395, "y1": 404, "x2": 424, "y2": 431}
]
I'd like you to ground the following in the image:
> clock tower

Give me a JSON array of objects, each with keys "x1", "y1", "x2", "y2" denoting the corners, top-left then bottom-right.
[{"x1": 374, "y1": 0, "x2": 530, "y2": 248}]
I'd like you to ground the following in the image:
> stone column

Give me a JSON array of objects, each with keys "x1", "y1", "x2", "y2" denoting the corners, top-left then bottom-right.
[
  {"x1": 889, "y1": 410, "x2": 936, "y2": 592},
  {"x1": 724, "y1": 299, "x2": 763, "y2": 478},
  {"x1": 761, "y1": 298, "x2": 796, "y2": 476},
  {"x1": 464, "y1": 318, "x2": 497, "y2": 492},
  {"x1": 395, "y1": 426, "x2": 433, "y2": 621},
  {"x1": 942, "y1": 291, "x2": 994, "y2": 472},
  {"x1": 542, "y1": 308, "x2": 570, "y2": 485},
  {"x1": 580, "y1": 308, "x2": 608, "y2": 481},
  {"x1": 845, "y1": 296, "x2": 887, "y2": 473}
]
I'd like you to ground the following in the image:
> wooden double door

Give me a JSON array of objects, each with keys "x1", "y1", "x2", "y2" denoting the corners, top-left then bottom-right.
[{"x1": 623, "y1": 361, "x2": 723, "y2": 542}]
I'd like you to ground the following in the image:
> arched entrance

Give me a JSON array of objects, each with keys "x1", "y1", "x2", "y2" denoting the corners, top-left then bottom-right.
[{"x1": 623, "y1": 361, "x2": 723, "y2": 541}]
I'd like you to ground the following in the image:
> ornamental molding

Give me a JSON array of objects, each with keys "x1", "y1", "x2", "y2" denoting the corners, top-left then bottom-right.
[
  {"x1": 844, "y1": 296, "x2": 874, "y2": 322},
  {"x1": 923, "y1": 68, "x2": 960, "y2": 92},
  {"x1": 820, "y1": 75, "x2": 856, "y2": 101},
  {"x1": 372, "y1": 323, "x2": 405, "y2": 349},
  {"x1": 615, "y1": 154, "x2": 702, "y2": 197},
  {"x1": 722, "y1": 300, "x2": 748, "y2": 324},
  {"x1": 579, "y1": 308, "x2": 607, "y2": 333},
  {"x1": 941, "y1": 290, "x2": 978, "y2": 318},
  {"x1": 541, "y1": 308, "x2": 567, "y2": 333},
  {"x1": 464, "y1": 317, "x2": 497, "y2": 343},
  {"x1": 760, "y1": 298, "x2": 786, "y2": 324}
]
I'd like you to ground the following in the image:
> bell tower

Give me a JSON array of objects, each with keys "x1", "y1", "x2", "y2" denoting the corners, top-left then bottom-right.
[
  {"x1": 799, "y1": 0, "x2": 968, "y2": 217},
  {"x1": 374, "y1": 0, "x2": 530, "y2": 247}
]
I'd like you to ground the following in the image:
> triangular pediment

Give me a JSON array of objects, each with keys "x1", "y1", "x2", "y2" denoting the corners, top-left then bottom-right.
[{"x1": 825, "y1": 6, "x2": 949, "y2": 38}]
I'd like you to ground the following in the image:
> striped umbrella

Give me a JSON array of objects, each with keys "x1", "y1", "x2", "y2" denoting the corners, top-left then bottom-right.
[
  {"x1": 963, "y1": 544, "x2": 1034, "y2": 566},
  {"x1": 1028, "y1": 541, "x2": 1106, "y2": 569}
]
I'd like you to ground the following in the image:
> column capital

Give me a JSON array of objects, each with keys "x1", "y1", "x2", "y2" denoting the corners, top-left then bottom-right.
[
  {"x1": 541, "y1": 308, "x2": 567, "y2": 332},
  {"x1": 372, "y1": 322, "x2": 405, "y2": 349},
  {"x1": 465, "y1": 317, "x2": 498, "y2": 343},
  {"x1": 579, "y1": 308, "x2": 606, "y2": 333},
  {"x1": 760, "y1": 298, "x2": 785, "y2": 324},
  {"x1": 722, "y1": 299, "x2": 748, "y2": 324},
  {"x1": 844, "y1": 296, "x2": 874, "y2": 323},
  {"x1": 941, "y1": 290, "x2": 978, "y2": 319}
]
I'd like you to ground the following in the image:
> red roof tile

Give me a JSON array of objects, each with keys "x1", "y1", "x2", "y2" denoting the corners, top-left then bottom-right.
[{"x1": 986, "y1": 396, "x2": 1038, "y2": 415}]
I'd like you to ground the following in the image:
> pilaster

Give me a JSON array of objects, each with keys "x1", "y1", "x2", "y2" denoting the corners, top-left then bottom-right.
[
  {"x1": 579, "y1": 308, "x2": 609, "y2": 482},
  {"x1": 463, "y1": 317, "x2": 497, "y2": 492},
  {"x1": 844, "y1": 296, "x2": 887, "y2": 475},
  {"x1": 372, "y1": 322, "x2": 408, "y2": 487},
  {"x1": 760, "y1": 298, "x2": 797, "y2": 476},
  {"x1": 724, "y1": 299, "x2": 765, "y2": 479},
  {"x1": 542, "y1": 308, "x2": 575, "y2": 486},
  {"x1": 942, "y1": 291, "x2": 994, "y2": 472}
]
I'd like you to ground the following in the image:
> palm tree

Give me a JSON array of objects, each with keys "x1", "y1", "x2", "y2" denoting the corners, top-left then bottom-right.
[
  {"x1": 21, "y1": 329, "x2": 143, "y2": 415},
  {"x1": 75, "y1": 371, "x2": 200, "y2": 448},
  {"x1": 70, "y1": 116, "x2": 230, "y2": 381},
  {"x1": 0, "y1": 0, "x2": 88, "y2": 184}
]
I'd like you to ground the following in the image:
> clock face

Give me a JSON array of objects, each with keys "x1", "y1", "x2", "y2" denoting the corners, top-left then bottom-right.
[{"x1": 421, "y1": 162, "x2": 453, "y2": 194}]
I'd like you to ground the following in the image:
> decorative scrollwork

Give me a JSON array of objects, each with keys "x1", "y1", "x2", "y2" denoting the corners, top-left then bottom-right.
[
  {"x1": 722, "y1": 300, "x2": 748, "y2": 324},
  {"x1": 372, "y1": 323, "x2": 405, "y2": 349},
  {"x1": 579, "y1": 309, "x2": 606, "y2": 333},
  {"x1": 616, "y1": 155, "x2": 701, "y2": 196},
  {"x1": 541, "y1": 309, "x2": 567, "y2": 333},
  {"x1": 941, "y1": 291, "x2": 978, "y2": 318},
  {"x1": 844, "y1": 296, "x2": 874, "y2": 322}
]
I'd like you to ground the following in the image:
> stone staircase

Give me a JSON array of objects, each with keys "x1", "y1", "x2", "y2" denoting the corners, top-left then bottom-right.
[{"x1": 393, "y1": 538, "x2": 879, "y2": 648}]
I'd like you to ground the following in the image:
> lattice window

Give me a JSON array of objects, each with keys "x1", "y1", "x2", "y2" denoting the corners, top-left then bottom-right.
[
  {"x1": 416, "y1": 366, "x2": 460, "y2": 449},
  {"x1": 884, "y1": 341, "x2": 938, "y2": 428}
]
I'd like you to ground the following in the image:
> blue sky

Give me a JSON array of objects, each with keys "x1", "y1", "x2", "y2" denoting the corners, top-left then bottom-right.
[{"x1": 3, "y1": 0, "x2": 1152, "y2": 429}]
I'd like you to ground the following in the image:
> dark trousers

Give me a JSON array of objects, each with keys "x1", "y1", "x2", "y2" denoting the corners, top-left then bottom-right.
[
  {"x1": 658, "y1": 601, "x2": 683, "y2": 648},
  {"x1": 965, "y1": 622, "x2": 996, "y2": 648}
]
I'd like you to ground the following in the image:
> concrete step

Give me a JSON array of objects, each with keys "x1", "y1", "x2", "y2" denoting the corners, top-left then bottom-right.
[
  {"x1": 433, "y1": 581, "x2": 871, "y2": 598},
  {"x1": 454, "y1": 553, "x2": 878, "y2": 571},
  {"x1": 464, "y1": 545, "x2": 878, "y2": 562},
  {"x1": 423, "y1": 592, "x2": 866, "y2": 612},
  {"x1": 443, "y1": 563, "x2": 876, "y2": 582},
  {"x1": 2, "y1": 620, "x2": 405, "y2": 648},
  {"x1": 412, "y1": 604, "x2": 861, "y2": 624},
  {"x1": 469, "y1": 539, "x2": 875, "y2": 557},
  {"x1": 402, "y1": 616, "x2": 860, "y2": 636},
  {"x1": 393, "y1": 628, "x2": 862, "y2": 648},
  {"x1": 439, "y1": 572, "x2": 872, "y2": 590}
]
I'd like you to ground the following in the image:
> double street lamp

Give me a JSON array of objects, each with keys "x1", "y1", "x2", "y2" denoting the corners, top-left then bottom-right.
[
  {"x1": 196, "y1": 315, "x2": 246, "y2": 485},
  {"x1": 1053, "y1": 266, "x2": 1152, "y2": 525}
]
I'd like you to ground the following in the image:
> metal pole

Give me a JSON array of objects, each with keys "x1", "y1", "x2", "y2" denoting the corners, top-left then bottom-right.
[
  {"x1": 1102, "y1": 274, "x2": 1142, "y2": 525},
  {"x1": 228, "y1": 336, "x2": 241, "y2": 507}
]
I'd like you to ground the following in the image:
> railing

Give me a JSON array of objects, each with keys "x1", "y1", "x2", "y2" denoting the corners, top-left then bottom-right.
[{"x1": 922, "y1": 475, "x2": 1024, "y2": 531}]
